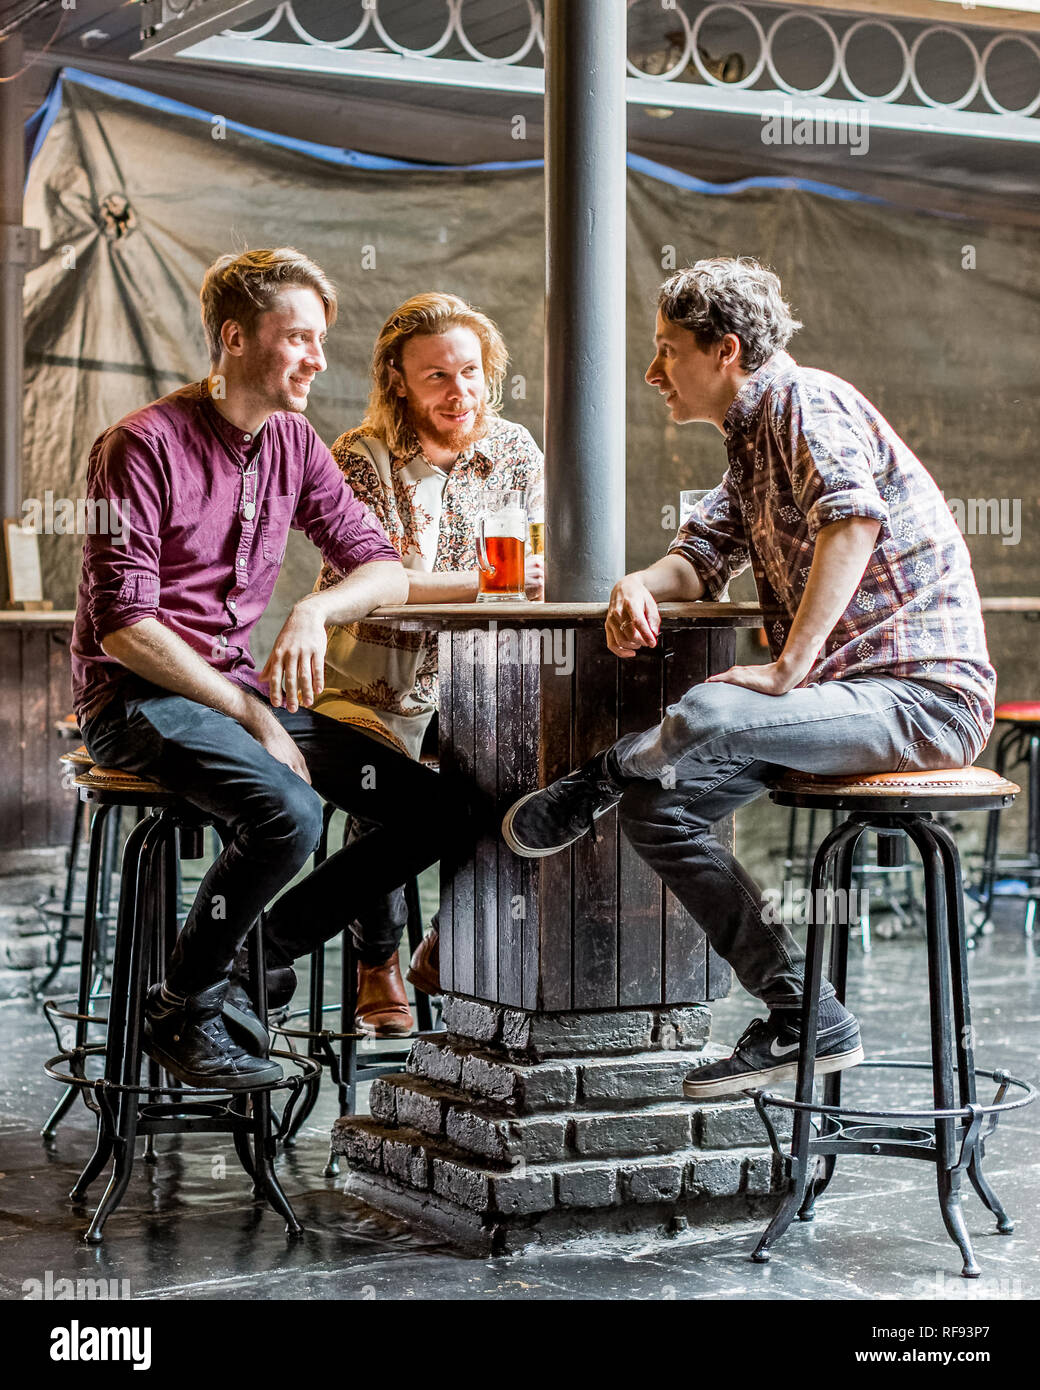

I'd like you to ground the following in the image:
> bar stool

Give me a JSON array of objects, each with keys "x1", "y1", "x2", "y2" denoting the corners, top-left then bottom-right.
[
  {"x1": 40, "y1": 745, "x2": 118, "y2": 1139},
  {"x1": 751, "y1": 767, "x2": 1036, "y2": 1278},
  {"x1": 35, "y1": 728, "x2": 122, "y2": 998},
  {"x1": 273, "y1": 797, "x2": 436, "y2": 1173},
  {"x1": 44, "y1": 764, "x2": 319, "y2": 1244},
  {"x1": 974, "y1": 701, "x2": 1040, "y2": 936}
]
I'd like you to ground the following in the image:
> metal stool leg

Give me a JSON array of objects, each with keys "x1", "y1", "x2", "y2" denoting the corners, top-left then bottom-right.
[
  {"x1": 37, "y1": 796, "x2": 87, "y2": 996},
  {"x1": 974, "y1": 725, "x2": 1018, "y2": 933},
  {"x1": 42, "y1": 802, "x2": 113, "y2": 1140},
  {"x1": 752, "y1": 817, "x2": 863, "y2": 1262},
  {"x1": 69, "y1": 813, "x2": 153, "y2": 1202},
  {"x1": 907, "y1": 819, "x2": 980, "y2": 1278},
  {"x1": 931, "y1": 819, "x2": 1013, "y2": 1235},
  {"x1": 279, "y1": 941, "x2": 327, "y2": 1150},
  {"x1": 405, "y1": 875, "x2": 433, "y2": 1032},
  {"x1": 798, "y1": 823, "x2": 863, "y2": 1221},
  {"x1": 243, "y1": 925, "x2": 302, "y2": 1234},
  {"x1": 84, "y1": 816, "x2": 163, "y2": 1242}
]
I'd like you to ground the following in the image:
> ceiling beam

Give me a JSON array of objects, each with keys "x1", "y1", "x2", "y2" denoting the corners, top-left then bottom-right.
[{"x1": 135, "y1": 0, "x2": 277, "y2": 62}]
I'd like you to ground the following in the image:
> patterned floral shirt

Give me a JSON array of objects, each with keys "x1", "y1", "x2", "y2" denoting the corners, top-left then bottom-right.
[
  {"x1": 669, "y1": 351, "x2": 995, "y2": 738},
  {"x1": 314, "y1": 416, "x2": 544, "y2": 755}
]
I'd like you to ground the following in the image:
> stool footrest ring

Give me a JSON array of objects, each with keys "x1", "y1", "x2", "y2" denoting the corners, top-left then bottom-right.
[{"x1": 750, "y1": 1060, "x2": 1035, "y2": 1171}]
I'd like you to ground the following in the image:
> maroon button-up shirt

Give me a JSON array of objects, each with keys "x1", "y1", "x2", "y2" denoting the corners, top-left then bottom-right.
[{"x1": 71, "y1": 382, "x2": 399, "y2": 721}]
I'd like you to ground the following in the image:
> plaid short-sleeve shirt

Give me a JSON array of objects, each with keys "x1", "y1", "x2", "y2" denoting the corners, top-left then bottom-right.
[{"x1": 669, "y1": 351, "x2": 996, "y2": 739}]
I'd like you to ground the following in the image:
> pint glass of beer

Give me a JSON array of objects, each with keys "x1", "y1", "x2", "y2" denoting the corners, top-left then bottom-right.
[{"x1": 476, "y1": 489, "x2": 528, "y2": 602}]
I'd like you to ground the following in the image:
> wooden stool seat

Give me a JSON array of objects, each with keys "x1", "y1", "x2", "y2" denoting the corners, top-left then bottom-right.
[
  {"x1": 73, "y1": 765, "x2": 172, "y2": 805},
  {"x1": 55, "y1": 714, "x2": 82, "y2": 739},
  {"x1": 59, "y1": 745, "x2": 94, "y2": 769},
  {"x1": 994, "y1": 701, "x2": 1040, "y2": 723},
  {"x1": 771, "y1": 767, "x2": 1019, "y2": 813}
]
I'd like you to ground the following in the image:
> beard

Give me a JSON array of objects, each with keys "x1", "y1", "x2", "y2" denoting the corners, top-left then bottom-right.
[{"x1": 405, "y1": 391, "x2": 488, "y2": 455}]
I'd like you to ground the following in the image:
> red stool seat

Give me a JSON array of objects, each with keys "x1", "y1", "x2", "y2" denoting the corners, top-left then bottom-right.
[{"x1": 995, "y1": 702, "x2": 1040, "y2": 723}]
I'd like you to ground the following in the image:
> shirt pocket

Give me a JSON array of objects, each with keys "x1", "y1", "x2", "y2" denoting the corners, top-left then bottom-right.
[{"x1": 260, "y1": 494, "x2": 295, "y2": 564}]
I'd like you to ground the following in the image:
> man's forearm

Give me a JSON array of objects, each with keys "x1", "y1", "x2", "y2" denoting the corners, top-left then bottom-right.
[
  {"x1": 101, "y1": 619, "x2": 258, "y2": 726},
  {"x1": 407, "y1": 569, "x2": 480, "y2": 603},
  {"x1": 637, "y1": 553, "x2": 707, "y2": 602},
  {"x1": 303, "y1": 560, "x2": 408, "y2": 626},
  {"x1": 780, "y1": 517, "x2": 881, "y2": 676}
]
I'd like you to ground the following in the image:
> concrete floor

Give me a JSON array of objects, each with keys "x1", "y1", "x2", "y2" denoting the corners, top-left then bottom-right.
[{"x1": 1, "y1": 886, "x2": 1037, "y2": 1304}]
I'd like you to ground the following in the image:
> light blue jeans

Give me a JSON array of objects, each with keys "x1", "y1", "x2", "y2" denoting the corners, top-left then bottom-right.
[{"x1": 612, "y1": 676, "x2": 986, "y2": 1010}]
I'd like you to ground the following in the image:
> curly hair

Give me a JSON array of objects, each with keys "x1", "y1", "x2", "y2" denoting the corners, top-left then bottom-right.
[
  {"x1": 199, "y1": 247, "x2": 338, "y2": 365},
  {"x1": 362, "y1": 292, "x2": 508, "y2": 452},
  {"x1": 658, "y1": 257, "x2": 802, "y2": 370}
]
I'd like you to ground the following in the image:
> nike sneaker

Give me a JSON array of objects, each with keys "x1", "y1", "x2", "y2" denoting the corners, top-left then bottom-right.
[
  {"x1": 501, "y1": 751, "x2": 623, "y2": 858},
  {"x1": 682, "y1": 1012, "x2": 863, "y2": 1100}
]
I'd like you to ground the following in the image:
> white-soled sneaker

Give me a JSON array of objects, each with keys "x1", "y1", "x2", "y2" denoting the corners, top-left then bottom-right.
[
  {"x1": 502, "y1": 751, "x2": 622, "y2": 858},
  {"x1": 682, "y1": 1013, "x2": 863, "y2": 1100}
]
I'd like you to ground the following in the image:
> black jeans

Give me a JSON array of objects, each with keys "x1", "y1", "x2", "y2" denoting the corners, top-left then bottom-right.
[
  {"x1": 81, "y1": 679, "x2": 472, "y2": 995},
  {"x1": 349, "y1": 713, "x2": 439, "y2": 965}
]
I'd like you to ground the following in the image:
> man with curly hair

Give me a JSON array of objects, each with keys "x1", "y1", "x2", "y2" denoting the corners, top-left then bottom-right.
[
  {"x1": 503, "y1": 256, "x2": 994, "y2": 1099},
  {"x1": 314, "y1": 292, "x2": 543, "y2": 1034}
]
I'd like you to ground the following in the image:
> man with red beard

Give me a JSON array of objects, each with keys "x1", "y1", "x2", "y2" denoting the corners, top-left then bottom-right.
[{"x1": 313, "y1": 292, "x2": 544, "y2": 1034}]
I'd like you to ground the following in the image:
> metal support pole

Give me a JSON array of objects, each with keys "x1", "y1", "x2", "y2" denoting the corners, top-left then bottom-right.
[
  {"x1": 1, "y1": 30, "x2": 39, "y2": 542},
  {"x1": 543, "y1": 0, "x2": 626, "y2": 601}
]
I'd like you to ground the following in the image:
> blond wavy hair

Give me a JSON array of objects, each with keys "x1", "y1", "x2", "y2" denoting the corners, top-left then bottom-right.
[
  {"x1": 362, "y1": 292, "x2": 508, "y2": 452},
  {"x1": 200, "y1": 247, "x2": 338, "y2": 365}
]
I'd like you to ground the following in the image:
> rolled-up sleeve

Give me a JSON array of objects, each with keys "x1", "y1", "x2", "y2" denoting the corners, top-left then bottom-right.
[
  {"x1": 667, "y1": 472, "x2": 751, "y2": 599},
  {"x1": 776, "y1": 381, "x2": 890, "y2": 541},
  {"x1": 85, "y1": 428, "x2": 165, "y2": 642},
  {"x1": 296, "y1": 429, "x2": 401, "y2": 575}
]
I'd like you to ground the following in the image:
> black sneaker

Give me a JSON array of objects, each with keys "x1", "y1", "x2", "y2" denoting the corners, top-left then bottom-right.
[
  {"x1": 501, "y1": 751, "x2": 623, "y2": 858},
  {"x1": 144, "y1": 981, "x2": 283, "y2": 1092},
  {"x1": 682, "y1": 1013, "x2": 864, "y2": 1101},
  {"x1": 222, "y1": 979, "x2": 271, "y2": 1057},
  {"x1": 223, "y1": 952, "x2": 297, "y2": 1055}
]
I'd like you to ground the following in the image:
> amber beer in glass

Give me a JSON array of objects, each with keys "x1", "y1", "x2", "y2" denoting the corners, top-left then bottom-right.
[{"x1": 476, "y1": 489, "x2": 527, "y2": 602}]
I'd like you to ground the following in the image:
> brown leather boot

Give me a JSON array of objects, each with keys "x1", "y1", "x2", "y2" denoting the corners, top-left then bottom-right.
[
  {"x1": 355, "y1": 951, "x2": 413, "y2": 1037},
  {"x1": 406, "y1": 928, "x2": 440, "y2": 996}
]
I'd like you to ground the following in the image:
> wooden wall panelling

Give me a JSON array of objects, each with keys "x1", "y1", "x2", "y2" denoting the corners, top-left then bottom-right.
[
  {"x1": 535, "y1": 632, "x2": 573, "y2": 1011},
  {"x1": 495, "y1": 624, "x2": 524, "y2": 1008},
  {"x1": 472, "y1": 627, "x2": 499, "y2": 1001},
  {"x1": 571, "y1": 629, "x2": 620, "y2": 1008},
  {"x1": 617, "y1": 646, "x2": 665, "y2": 1006},
  {"x1": 662, "y1": 630, "x2": 709, "y2": 1002}
]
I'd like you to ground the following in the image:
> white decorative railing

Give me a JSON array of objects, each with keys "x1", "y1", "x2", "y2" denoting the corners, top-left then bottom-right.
[{"x1": 138, "y1": 0, "x2": 1040, "y2": 139}]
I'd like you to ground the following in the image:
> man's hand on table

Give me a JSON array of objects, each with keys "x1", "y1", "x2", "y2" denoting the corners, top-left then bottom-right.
[
  {"x1": 605, "y1": 575, "x2": 661, "y2": 658},
  {"x1": 261, "y1": 597, "x2": 327, "y2": 714}
]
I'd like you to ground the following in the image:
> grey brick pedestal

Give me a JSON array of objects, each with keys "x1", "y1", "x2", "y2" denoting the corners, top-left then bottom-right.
[{"x1": 332, "y1": 996, "x2": 787, "y2": 1254}]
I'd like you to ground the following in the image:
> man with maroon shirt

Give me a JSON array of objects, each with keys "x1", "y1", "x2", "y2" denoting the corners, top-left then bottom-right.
[{"x1": 72, "y1": 247, "x2": 469, "y2": 1091}]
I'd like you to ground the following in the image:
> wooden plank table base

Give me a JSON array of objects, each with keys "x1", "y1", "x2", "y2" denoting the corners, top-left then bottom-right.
[
  {"x1": 332, "y1": 603, "x2": 791, "y2": 1252},
  {"x1": 0, "y1": 612, "x2": 77, "y2": 864}
]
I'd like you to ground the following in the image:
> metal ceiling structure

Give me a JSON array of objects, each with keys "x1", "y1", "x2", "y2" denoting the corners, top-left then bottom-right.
[{"x1": 130, "y1": 0, "x2": 1040, "y2": 144}]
